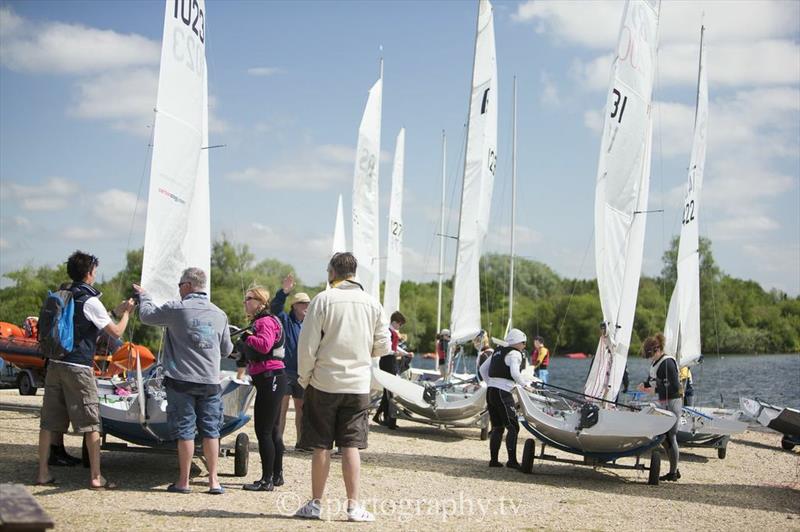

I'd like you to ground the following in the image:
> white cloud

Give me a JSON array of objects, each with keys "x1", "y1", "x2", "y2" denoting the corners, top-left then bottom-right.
[
  {"x1": 486, "y1": 224, "x2": 542, "y2": 254},
  {"x1": 69, "y1": 68, "x2": 158, "y2": 134},
  {"x1": 62, "y1": 227, "x2": 105, "y2": 240},
  {"x1": 92, "y1": 189, "x2": 146, "y2": 233},
  {"x1": 583, "y1": 108, "x2": 603, "y2": 133},
  {"x1": 0, "y1": 177, "x2": 79, "y2": 211},
  {"x1": 226, "y1": 143, "x2": 380, "y2": 191},
  {"x1": 0, "y1": 238, "x2": 8, "y2": 250},
  {"x1": 708, "y1": 214, "x2": 781, "y2": 241},
  {"x1": 247, "y1": 67, "x2": 282, "y2": 77},
  {"x1": 540, "y1": 71, "x2": 560, "y2": 106},
  {"x1": 514, "y1": 1, "x2": 799, "y2": 48},
  {"x1": 570, "y1": 54, "x2": 611, "y2": 91},
  {"x1": 740, "y1": 242, "x2": 800, "y2": 294},
  {"x1": 0, "y1": 6, "x2": 159, "y2": 74}
]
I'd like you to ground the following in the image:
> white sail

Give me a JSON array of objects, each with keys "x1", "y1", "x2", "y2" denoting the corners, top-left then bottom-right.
[
  {"x1": 585, "y1": 0, "x2": 659, "y2": 401},
  {"x1": 383, "y1": 128, "x2": 405, "y2": 317},
  {"x1": 332, "y1": 193, "x2": 346, "y2": 254},
  {"x1": 141, "y1": 0, "x2": 210, "y2": 306},
  {"x1": 450, "y1": 0, "x2": 497, "y2": 344},
  {"x1": 665, "y1": 26, "x2": 707, "y2": 367},
  {"x1": 351, "y1": 76, "x2": 383, "y2": 298}
]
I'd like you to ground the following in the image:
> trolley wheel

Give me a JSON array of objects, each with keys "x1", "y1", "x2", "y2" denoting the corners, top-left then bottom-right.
[
  {"x1": 81, "y1": 435, "x2": 90, "y2": 468},
  {"x1": 17, "y1": 373, "x2": 37, "y2": 396},
  {"x1": 480, "y1": 427, "x2": 489, "y2": 441},
  {"x1": 647, "y1": 450, "x2": 661, "y2": 485},
  {"x1": 234, "y1": 432, "x2": 249, "y2": 477},
  {"x1": 781, "y1": 436, "x2": 796, "y2": 451},
  {"x1": 717, "y1": 446, "x2": 727, "y2": 459},
  {"x1": 521, "y1": 439, "x2": 535, "y2": 474}
]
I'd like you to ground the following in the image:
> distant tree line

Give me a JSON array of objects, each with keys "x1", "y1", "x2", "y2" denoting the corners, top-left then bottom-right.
[{"x1": 1, "y1": 237, "x2": 797, "y2": 356}]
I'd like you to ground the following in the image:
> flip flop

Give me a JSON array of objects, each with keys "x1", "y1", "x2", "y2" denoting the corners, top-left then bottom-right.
[
  {"x1": 167, "y1": 483, "x2": 191, "y2": 494},
  {"x1": 35, "y1": 478, "x2": 56, "y2": 486},
  {"x1": 207, "y1": 486, "x2": 225, "y2": 495},
  {"x1": 89, "y1": 481, "x2": 118, "y2": 491}
]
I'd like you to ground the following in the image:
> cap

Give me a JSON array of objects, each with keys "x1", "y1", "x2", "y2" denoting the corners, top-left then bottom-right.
[
  {"x1": 505, "y1": 328, "x2": 527, "y2": 346},
  {"x1": 290, "y1": 292, "x2": 311, "y2": 305}
]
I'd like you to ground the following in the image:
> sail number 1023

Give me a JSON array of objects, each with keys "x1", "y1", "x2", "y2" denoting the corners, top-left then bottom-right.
[{"x1": 174, "y1": 0, "x2": 205, "y2": 44}]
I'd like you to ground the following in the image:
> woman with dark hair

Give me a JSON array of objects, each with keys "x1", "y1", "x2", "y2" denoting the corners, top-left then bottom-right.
[
  {"x1": 239, "y1": 285, "x2": 287, "y2": 491},
  {"x1": 637, "y1": 333, "x2": 682, "y2": 481}
]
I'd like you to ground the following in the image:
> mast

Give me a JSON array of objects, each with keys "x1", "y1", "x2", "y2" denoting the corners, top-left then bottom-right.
[
  {"x1": 436, "y1": 130, "x2": 446, "y2": 335},
  {"x1": 507, "y1": 76, "x2": 517, "y2": 336}
]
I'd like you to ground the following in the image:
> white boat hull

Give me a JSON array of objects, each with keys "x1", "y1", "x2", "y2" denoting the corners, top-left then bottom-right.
[{"x1": 513, "y1": 385, "x2": 676, "y2": 457}]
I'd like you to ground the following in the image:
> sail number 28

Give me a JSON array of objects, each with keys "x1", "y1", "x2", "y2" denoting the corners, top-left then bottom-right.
[{"x1": 174, "y1": 0, "x2": 205, "y2": 44}]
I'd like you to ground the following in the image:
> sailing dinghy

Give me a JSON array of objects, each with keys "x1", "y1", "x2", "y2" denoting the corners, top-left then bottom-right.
[
  {"x1": 372, "y1": 0, "x2": 498, "y2": 435},
  {"x1": 740, "y1": 397, "x2": 800, "y2": 451},
  {"x1": 662, "y1": 26, "x2": 745, "y2": 458},
  {"x1": 513, "y1": 0, "x2": 676, "y2": 484},
  {"x1": 94, "y1": 0, "x2": 254, "y2": 475}
]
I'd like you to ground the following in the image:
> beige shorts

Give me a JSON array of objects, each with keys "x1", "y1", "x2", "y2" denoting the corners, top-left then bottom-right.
[{"x1": 40, "y1": 361, "x2": 101, "y2": 433}]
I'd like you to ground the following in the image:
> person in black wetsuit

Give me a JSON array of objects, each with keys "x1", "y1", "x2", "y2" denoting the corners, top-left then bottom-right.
[
  {"x1": 478, "y1": 328, "x2": 531, "y2": 470},
  {"x1": 637, "y1": 333, "x2": 683, "y2": 482}
]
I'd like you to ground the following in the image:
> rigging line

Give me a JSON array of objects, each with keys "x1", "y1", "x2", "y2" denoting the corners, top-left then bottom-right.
[
  {"x1": 655, "y1": 52, "x2": 669, "y2": 322},
  {"x1": 553, "y1": 226, "x2": 595, "y2": 357}
]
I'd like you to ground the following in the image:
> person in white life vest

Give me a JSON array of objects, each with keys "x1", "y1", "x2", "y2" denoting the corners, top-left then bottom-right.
[{"x1": 478, "y1": 328, "x2": 532, "y2": 469}]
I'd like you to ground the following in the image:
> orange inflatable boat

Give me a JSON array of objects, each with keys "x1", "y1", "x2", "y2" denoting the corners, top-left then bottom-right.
[{"x1": 0, "y1": 320, "x2": 155, "y2": 376}]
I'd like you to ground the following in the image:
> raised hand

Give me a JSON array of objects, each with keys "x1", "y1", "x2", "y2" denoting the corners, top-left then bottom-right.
[{"x1": 282, "y1": 273, "x2": 295, "y2": 294}]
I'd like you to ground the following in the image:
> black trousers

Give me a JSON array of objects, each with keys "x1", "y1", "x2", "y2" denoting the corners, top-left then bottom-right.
[
  {"x1": 252, "y1": 371, "x2": 288, "y2": 481},
  {"x1": 486, "y1": 387, "x2": 519, "y2": 463},
  {"x1": 375, "y1": 354, "x2": 397, "y2": 424}
]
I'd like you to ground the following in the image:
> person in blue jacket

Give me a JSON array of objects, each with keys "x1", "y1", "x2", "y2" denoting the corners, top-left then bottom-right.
[{"x1": 271, "y1": 274, "x2": 311, "y2": 450}]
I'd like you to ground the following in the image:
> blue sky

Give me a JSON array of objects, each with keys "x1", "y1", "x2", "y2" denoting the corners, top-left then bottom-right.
[{"x1": 1, "y1": 0, "x2": 798, "y2": 296}]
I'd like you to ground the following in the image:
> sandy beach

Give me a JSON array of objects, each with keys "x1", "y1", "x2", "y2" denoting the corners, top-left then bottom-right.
[{"x1": 0, "y1": 388, "x2": 797, "y2": 531}]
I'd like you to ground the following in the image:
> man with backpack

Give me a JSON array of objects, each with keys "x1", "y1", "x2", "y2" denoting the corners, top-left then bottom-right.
[{"x1": 36, "y1": 251, "x2": 135, "y2": 489}]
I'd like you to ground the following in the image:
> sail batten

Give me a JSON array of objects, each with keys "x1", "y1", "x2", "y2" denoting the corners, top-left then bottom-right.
[
  {"x1": 585, "y1": 0, "x2": 660, "y2": 401},
  {"x1": 383, "y1": 128, "x2": 405, "y2": 317},
  {"x1": 351, "y1": 76, "x2": 383, "y2": 298},
  {"x1": 141, "y1": 0, "x2": 210, "y2": 306},
  {"x1": 665, "y1": 26, "x2": 707, "y2": 367},
  {"x1": 450, "y1": 0, "x2": 497, "y2": 344}
]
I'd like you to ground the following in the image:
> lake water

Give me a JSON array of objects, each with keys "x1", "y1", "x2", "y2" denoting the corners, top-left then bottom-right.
[{"x1": 412, "y1": 353, "x2": 800, "y2": 409}]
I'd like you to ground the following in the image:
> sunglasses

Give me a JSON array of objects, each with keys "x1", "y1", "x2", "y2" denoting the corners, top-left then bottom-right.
[
  {"x1": 243, "y1": 296, "x2": 259, "y2": 303},
  {"x1": 177, "y1": 281, "x2": 190, "y2": 288}
]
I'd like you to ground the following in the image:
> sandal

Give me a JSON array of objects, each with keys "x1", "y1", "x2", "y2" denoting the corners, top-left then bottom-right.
[
  {"x1": 166, "y1": 483, "x2": 190, "y2": 494},
  {"x1": 35, "y1": 478, "x2": 56, "y2": 486},
  {"x1": 89, "y1": 480, "x2": 118, "y2": 491}
]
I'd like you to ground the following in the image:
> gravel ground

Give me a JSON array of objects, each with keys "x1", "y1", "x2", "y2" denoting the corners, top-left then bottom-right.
[{"x1": 0, "y1": 389, "x2": 798, "y2": 531}]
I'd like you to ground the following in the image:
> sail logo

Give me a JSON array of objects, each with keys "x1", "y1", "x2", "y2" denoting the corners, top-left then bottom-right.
[{"x1": 158, "y1": 188, "x2": 187, "y2": 205}]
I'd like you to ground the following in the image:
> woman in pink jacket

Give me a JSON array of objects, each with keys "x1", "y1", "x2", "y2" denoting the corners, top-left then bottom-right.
[{"x1": 239, "y1": 286, "x2": 287, "y2": 491}]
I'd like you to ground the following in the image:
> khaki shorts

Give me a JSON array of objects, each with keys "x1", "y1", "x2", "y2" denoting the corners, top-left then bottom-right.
[
  {"x1": 299, "y1": 385, "x2": 370, "y2": 450},
  {"x1": 40, "y1": 361, "x2": 101, "y2": 433}
]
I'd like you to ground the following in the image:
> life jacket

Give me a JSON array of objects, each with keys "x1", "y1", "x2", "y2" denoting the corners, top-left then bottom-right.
[
  {"x1": 241, "y1": 314, "x2": 285, "y2": 362},
  {"x1": 436, "y1": 339, "x2": 448, "y2": 361},
  {"x1": 536, "y1": 347, "x2": 550, "y2": 368},
  {"x1": 488, "y1": 346, "x2": 519, "y2": 381},
  {"x1": 475, "y1": 347, "x2": 494, "y2": 381},
  {"x1": 61, "y1": 282, "x2": 101, "y2": 366},
  {"x1": 648, "y1": 353, "x2": 683, "y2": 399}
]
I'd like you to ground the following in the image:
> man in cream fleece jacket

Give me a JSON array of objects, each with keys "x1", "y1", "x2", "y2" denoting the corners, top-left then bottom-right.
[{"x1": 294, "y1": 252, "x2": 390, "y2": 522}]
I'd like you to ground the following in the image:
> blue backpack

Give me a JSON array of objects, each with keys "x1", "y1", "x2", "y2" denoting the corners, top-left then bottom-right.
[{"x1": 38, "y1": 288, "x2": 76, "y2": 358}]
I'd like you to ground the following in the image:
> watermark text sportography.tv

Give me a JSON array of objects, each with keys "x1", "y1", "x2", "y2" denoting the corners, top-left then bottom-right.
[{"x1": 277, "y1": 490, "x2": 524, "y2": 522}]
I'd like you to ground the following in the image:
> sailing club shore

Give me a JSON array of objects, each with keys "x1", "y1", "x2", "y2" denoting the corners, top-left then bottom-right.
[{"x1": 0, "y1": 389, "x2": 797, "y2": 530}]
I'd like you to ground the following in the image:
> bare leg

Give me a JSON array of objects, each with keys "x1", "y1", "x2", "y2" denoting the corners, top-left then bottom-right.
[
  {"x1": 203, "y1": 438, "x2": 220, "y2": 489},
  {"x1": 37, "y1": 429, "x2": 52, "y2": 483},
  {"x1": 85, "y1": 431, "x2": 103, "y2": 486},
  {"x1": 293, "y1": 398, "x2": 304, "y2": 444},
  {"x1": 341, "y1": 447, "x2": 361, "y2": 509},
  {"x1": 311, "y1": 448, "x2": 330, "y2": 501},
  {"x1": 176, "y1": 439, "x2": 194, "y2": 489},
  {"x1": 278, "y1": 395, "x2": 290, "y2": 437}
]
